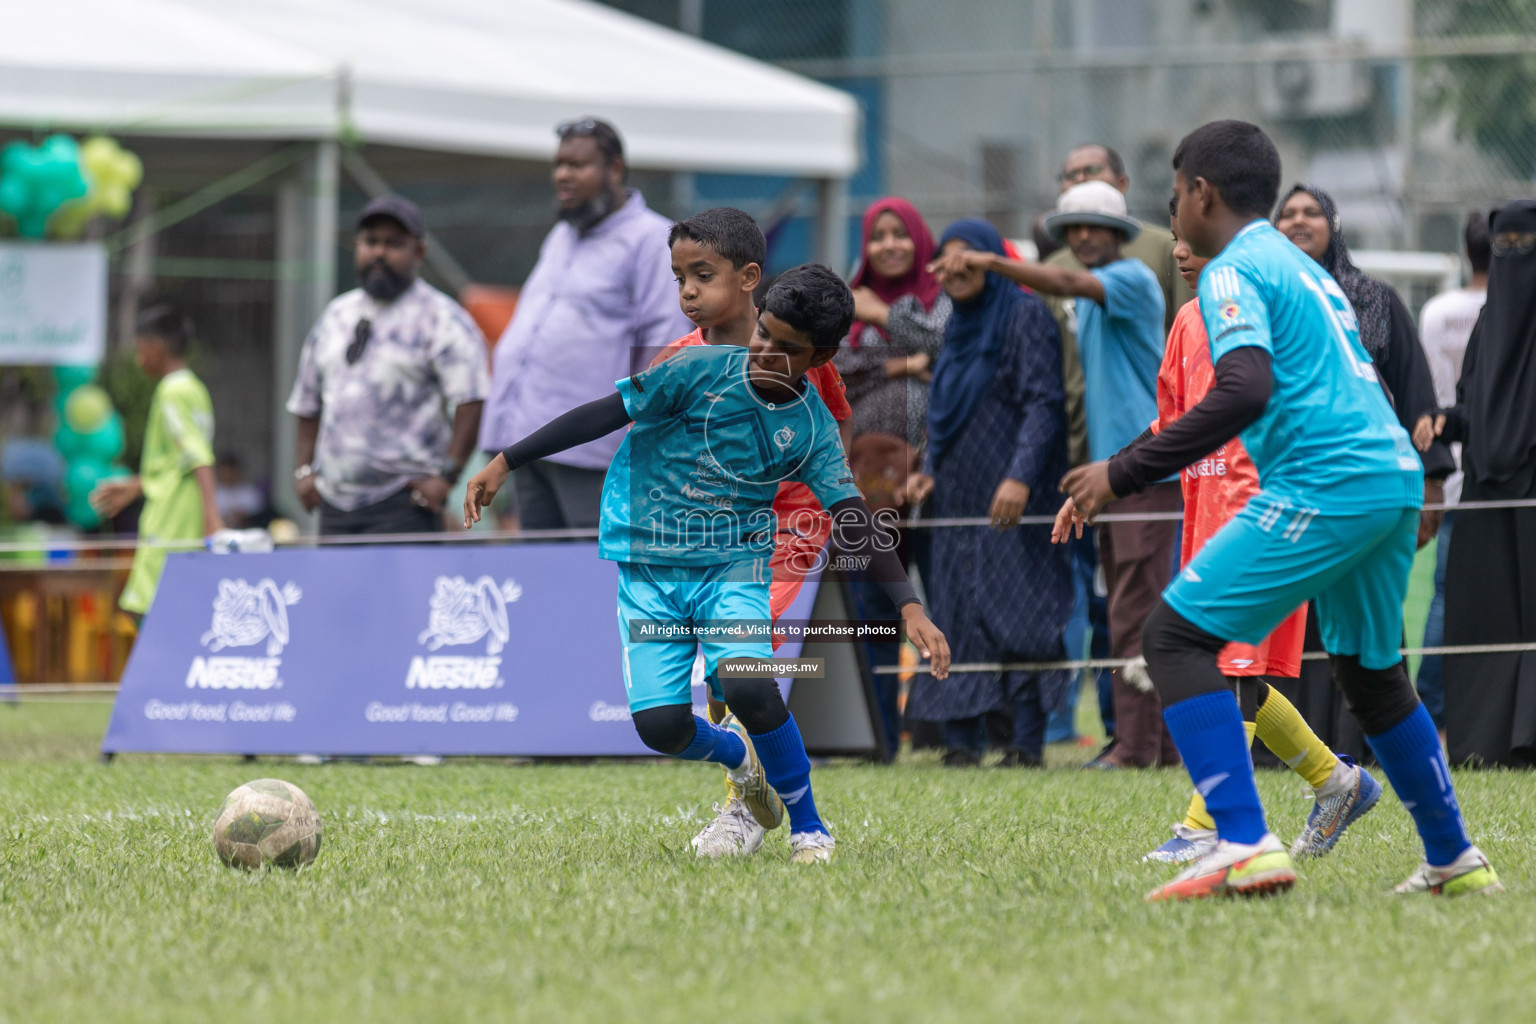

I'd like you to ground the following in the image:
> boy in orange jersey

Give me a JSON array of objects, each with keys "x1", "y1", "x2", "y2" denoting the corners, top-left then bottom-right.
[
  {"x1": 653, "y1": 208, "x2": 862, "y2": 858},
  {"x1": 1121, "y1": 198, "x2": 1381, "y2": 863}
]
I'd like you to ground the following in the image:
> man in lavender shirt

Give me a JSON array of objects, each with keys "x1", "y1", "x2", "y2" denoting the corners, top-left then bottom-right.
[{"x1": 479, "y1": 119, "x2": 692, "y2": 529}]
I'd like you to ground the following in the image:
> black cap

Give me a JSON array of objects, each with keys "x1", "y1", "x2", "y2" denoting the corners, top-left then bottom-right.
[{"x1": 357, "y1": 195, "x2": 424, "y2": 237}]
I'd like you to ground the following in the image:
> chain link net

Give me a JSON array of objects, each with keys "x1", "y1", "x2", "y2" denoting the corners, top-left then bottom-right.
[{"x1": 601, "y1": 0, "x2": 1536, "y2": 272}]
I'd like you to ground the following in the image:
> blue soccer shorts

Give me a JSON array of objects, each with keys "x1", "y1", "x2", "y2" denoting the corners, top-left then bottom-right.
[
  {"x1": 616, "y1": 558, "x2": 772, "y2": 713},
  {"x1": 1163, "y1": 494, "x2": 1418, "y2": 670}
]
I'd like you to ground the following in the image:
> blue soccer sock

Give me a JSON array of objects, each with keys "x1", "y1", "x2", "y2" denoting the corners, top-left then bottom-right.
[
  {"x1": 675, "y1": 716, "x2": 746, "y2": 768},
  {"x1": 750, "y1": 714, "x2": 825, "y2": 834},
  {"x1": 1162, "y1": 691, "x2": 1269, "y2": 845},
  {"x1": 1366, "y1": 704, "x2": 1470, "y2": 867}
]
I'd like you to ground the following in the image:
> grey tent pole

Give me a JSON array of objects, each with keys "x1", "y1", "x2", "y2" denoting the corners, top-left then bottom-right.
[
  {"x1": 271, "y1": 140, "x2": 339, "y2": 526},
  {"x1": 813, "y1": 177, "x2": 850, "y2": 275}
]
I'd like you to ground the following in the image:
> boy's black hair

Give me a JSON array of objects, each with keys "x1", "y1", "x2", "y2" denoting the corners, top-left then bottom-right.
[
  {"x1": 1466, "y1": 209, "x2": 1491, "y2": 275},
  {"x1": 668, "y1": 208, "x2": 766, "y2": 271},
  {"x1": 135, "y1": 302, "x2": 194, "y2": 357},
  {"x1": 1171, "y1": 120, "x2": 1281, "y2": 220},
  {"x1": 762, "y1": 263, "x2": 855, "y2": 350}
]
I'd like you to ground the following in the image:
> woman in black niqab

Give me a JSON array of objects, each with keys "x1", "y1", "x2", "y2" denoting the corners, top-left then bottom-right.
[{"x1": 1434, "y1": 200, "x2": 1536, "y2": 765}]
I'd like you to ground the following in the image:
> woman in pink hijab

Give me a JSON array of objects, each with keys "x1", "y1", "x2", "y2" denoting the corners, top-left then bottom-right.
[
  {"x1": 836, "y1": 197, "x2": 950, "y2": 450},
  {"x1": 836, "y1": 197, "x2": 951, "y2": 754}
]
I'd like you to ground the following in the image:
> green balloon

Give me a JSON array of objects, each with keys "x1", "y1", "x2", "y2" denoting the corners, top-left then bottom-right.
[
  {"x1": 53, "y1": 364, "x2": 96, "y2": 393},
  {"x1": 65, "y1": 458, "x2": 110, "y2": 499},
  {"x1": 64, "y1": 384, "x2": 112, "y2": 433},
  {"x1": 78, "y1": 412, "x2": 125, "y2": 463},
  {"x1": 65, "y1": 491, "x2": 100, "y2": 530},
  {"x1": 63, "y1": 458, "x2": 111, "y2": 529},
  {"x1": 0, "y1": 136, "x2": 88, "y2": 239},
  {"x1": 54, "y1": 421, "x2": 88, "y2": 460}
]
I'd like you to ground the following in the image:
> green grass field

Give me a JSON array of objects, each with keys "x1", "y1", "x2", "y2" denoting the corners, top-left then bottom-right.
[{"x1": 3, "y1": 700, "x2": 1531, "y2": 1024}]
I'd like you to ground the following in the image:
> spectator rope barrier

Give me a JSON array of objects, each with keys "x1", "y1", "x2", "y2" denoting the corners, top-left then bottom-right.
[
  {"x1": 0, "y1": 498, "x2": 1532, "y2": 555},
  {"x1": 870, "y1": 642, "x2": 1536, "y2": 676},
  {"x1": 2, "y1": 498, "x2": 1530, "y2": 698},
  {"x1": 6, "y1": 642, "x2": 1536, "y2": 701}
]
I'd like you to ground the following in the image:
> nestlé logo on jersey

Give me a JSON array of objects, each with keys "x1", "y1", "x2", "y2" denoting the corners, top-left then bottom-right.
[
  {"x1": 187, "y1": 578, "x2": 303, "y2": 690},
  {"x1": 406, "y1": 575, "x2": 522, "y2": 690}
]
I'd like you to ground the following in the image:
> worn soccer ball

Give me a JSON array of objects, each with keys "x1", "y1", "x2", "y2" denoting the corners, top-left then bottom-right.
[{"x1": 212, "y1": 779, "x2": 323, "y2": 870}]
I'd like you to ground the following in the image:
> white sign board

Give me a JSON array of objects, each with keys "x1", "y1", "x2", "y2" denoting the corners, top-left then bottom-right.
[{"x1": 0, "y1": 242, "x2": 107, "y2": 366}]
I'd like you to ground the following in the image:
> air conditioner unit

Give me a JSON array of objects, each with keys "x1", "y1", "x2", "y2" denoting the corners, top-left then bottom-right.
[{"x1": 1258, "y1": 57, "x2": 1374, "y2": 119}]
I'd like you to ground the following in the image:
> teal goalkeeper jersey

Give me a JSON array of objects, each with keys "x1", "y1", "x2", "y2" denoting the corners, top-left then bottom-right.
[
  {"x1": 604, "y1": 344, "x2": 861, "y2": 567},
  {"x1": 1196, "y1": 220, "x2": 1424, "y2": 514}
]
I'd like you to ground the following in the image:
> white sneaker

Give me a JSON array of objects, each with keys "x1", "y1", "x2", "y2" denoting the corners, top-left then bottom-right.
[
  {"x1": 689, "y1": 799, "x2": 764, "y2": 859},
  {"x1": 1394, "y1": 845, "x2": 1503, "y2": 896},
  {"x1": 721, "y1": 715, "x2": 785, "y2": 831},
  {"x1": 1145, "y1": 832, "x2": 1296, "y2": 902},
  {"x1": 1289, "y1": 756, "x2": 1381, "y2": 858},
  {"x1": 790, "y1": 830, "x2": 836, "y2": 865},
  {"x1": 1142, "y1": 822, "x2": 1218, "y2": 863}
]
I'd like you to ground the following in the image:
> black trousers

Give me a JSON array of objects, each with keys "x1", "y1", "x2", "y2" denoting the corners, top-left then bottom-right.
[
  {"x1": 319, "y1": 487, "x2": 439, "y2": 536},
  {"x1": 512, "y1": 458, "x2": 606, "y2": 531}
]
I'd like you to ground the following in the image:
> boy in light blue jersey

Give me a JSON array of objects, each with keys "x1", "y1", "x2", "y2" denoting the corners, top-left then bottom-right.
[
  {"x1": 1057, "y1": 120, "x2": 1500, "y2": 902},
  {"x1": 465, "y1": 264, "x2": 950, "y2": 865}
]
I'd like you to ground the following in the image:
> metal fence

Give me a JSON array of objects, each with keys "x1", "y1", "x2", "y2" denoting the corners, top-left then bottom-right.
[{"x1": 603, "y1": 0, "x2": 1536, "y2": 264}]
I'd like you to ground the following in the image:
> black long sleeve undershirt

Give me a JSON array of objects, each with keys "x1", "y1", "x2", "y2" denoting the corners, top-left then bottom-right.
[
  {"x1": 826, "y1": 497, "x2": 920, "y2": 610},
  {"x1": 499, "y1": 393, "x2": 921, "y2": 611},
  {"x1": 1107, "y1": 346, "x2": 1273, "y2": 497},
  {"x1": 499, "y1": 391, "x2": 631, "y2": 472}
]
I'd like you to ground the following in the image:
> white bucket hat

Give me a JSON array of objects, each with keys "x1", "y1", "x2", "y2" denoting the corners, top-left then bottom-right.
[{"x1": 1043, "y1": 180, "x2": 1142, "y2": 242}]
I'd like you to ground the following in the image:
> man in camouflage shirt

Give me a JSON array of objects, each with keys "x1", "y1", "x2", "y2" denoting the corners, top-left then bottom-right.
[{"x1": 288, "y1": 196, "x2": 489, "y2": 535}]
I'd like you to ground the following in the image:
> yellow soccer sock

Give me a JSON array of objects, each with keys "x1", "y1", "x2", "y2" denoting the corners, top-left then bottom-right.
[
  {"x1": 1255, "y1": 685, "x2": 1338, "y2": 789},
  {"x1": 1182, "y1": 721, "x2": 1257, "y2": 831}
]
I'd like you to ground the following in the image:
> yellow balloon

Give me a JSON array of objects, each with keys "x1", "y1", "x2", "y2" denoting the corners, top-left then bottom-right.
[
  {"x1": 86, "y1": 139, "x2": 141, "y2": 189},
  {"x1": 64, "y1": 384, "x2": 113, "y2": 434},
  {"x1": 98, "y1": 184, "x2": 132, "y2": 218},
  {"x1": 50, "y1": 136, "x2": 143, "y2": 238},
  {"x1": 49, "y1": 202, "x2": 93, "y2": 239}
]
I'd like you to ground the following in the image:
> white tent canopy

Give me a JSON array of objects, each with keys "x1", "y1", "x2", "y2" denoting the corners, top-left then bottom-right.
[
  {"x1": 0, "y1": 0, "x2": 861, "y2": 177},
  {"x1": 0, "y1": 0, "x2": 862, "y2": 522}
]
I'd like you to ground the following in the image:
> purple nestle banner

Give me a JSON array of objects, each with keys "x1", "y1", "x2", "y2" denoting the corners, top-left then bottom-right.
[{"x1": 103, "y1": 543, "x2": 819, "y2": 757}]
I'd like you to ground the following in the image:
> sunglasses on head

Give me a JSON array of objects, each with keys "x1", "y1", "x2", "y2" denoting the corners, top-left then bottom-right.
[
  {"x1": 557, "y1": 119, "x2": 599, "y2": 139},
  {"x1": 346, "y1": 318, "x2": 372, "y2": 365}
]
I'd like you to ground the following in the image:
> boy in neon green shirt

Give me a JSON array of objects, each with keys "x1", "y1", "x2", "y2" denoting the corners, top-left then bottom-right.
[{"x1": 92, "y1": 305, "x2": 223, "y2": 620}]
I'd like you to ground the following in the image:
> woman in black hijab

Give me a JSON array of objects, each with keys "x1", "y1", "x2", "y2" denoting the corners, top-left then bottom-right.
[
  {"x1": 1275, "y1": 184, "x2": 1455, "y2": 491},
  {"x1": 1426, "y1": 200, "x2": 1536, "y2": 765},
  {"x1": 1270, "y1": 184, "x2": 1455, "y2": 762}
]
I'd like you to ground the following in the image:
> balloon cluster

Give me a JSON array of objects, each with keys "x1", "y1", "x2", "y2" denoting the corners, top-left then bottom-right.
[
  {"x1": 52, "y1": 365, "x2": 129, "y2": 529},
  {"x1": 0, "y1": 135, "x2": 142, "y2": 240}
]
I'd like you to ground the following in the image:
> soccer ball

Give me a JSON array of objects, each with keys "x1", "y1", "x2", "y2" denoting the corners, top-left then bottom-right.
[{"x1": 212, "y1": 778, "x2": 323, "y2": 870}]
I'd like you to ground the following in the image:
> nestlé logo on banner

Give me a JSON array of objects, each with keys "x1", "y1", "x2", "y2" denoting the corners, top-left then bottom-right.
[
  {"x1": 408, "y1": 576, "x2": 522, "y2": 690},
  {"x1": 188, "y1": 578, "x2": 303, "y2": 689}
]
